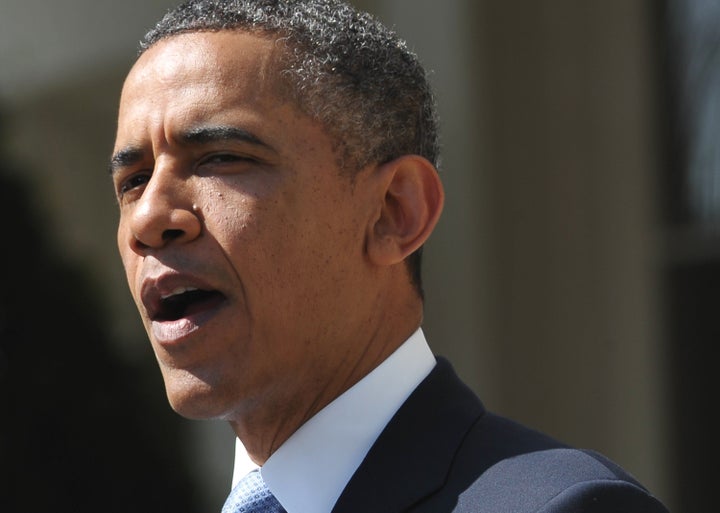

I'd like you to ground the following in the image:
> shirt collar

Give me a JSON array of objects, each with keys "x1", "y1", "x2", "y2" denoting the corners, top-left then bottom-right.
[{"x1": 231, "y1": 328, "x2": 436, "y2": 513}]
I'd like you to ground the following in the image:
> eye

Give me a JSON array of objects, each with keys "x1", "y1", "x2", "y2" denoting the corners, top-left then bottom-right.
[
  {"x1": 198, "y1": 152, "x2": 258, "y2": 169},
  {"x1": 118, "y1": 172, "x2": 151, "y2": 197},
  {"x1": 204, "y1": 153, "x2": 241, "y2": 163}
]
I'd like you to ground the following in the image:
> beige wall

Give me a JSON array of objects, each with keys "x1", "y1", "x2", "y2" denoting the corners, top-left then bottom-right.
[{"x1": 3, "y1": 0, "x2": 674, "y2": 509}]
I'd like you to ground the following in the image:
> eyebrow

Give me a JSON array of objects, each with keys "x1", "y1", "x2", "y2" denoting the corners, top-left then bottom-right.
[
  {"x1": 182, "y1": 125, "x2": 271, "y2": 148},
  {"x1": 108, "y1": 125, "x2": 274, "y2": 176},
  {"x1": 109, "y1": 147, "x2": 145, "y2": 176}
]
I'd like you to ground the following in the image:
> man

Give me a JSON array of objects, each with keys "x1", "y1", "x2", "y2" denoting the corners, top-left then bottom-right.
[{"x1": 110, "y1": 0, "x2": 670, "y2": 511}]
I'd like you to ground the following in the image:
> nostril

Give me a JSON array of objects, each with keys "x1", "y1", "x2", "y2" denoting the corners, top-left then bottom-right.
[
  {"x1": 131, "y1": 231, "x2": 150, "y2": 251},
  {"x1": 162, "y1": 229, "x2": 185, "y2": 241}
]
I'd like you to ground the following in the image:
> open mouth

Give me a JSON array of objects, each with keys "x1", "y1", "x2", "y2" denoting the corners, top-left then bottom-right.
[{"x1": 155, "y1": 288, "x2": 226, "y2": 321}]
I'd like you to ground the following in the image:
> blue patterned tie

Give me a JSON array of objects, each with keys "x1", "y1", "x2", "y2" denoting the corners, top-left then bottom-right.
[{"x1": 222, "y1": 469, "x2": 286, "y2": 513}]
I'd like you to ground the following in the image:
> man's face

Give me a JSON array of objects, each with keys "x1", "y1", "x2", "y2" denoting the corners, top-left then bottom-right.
[{"x1": 112, "y1": 31, "x2": 378, "y2": 421}]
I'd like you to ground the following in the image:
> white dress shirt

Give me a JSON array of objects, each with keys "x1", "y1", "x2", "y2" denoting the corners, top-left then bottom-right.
[{"x1": 230, "y1": 327, "x2": 436, "y2": 513}]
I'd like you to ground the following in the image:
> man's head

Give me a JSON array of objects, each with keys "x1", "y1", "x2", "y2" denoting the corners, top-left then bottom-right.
[
  {"x1": 111, "y1": 0, "x2": 443, "y2": 450},
  {"x1": 141, "y1": 0, "x2": 441, "y2": 297}
]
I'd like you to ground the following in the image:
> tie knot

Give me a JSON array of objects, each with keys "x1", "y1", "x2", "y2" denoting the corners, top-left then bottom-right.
[{"x1": 222, "y1": 469, "x2": 286, "y2": 513}]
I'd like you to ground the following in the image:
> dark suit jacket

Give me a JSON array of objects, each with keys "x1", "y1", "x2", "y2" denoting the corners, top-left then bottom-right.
[{"x1": 332, "y1": 357, "x2": 669, "y2": 513}]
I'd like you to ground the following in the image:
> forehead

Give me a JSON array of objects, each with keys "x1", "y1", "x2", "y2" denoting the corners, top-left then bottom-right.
[
  {"x1": 115, "y1": 31, "x2": 307, "y2": 151},
  {"x1": 118, "y1": 31, "x2": 285, "y2": 122},
  {"x1": 129, "y1": 29, "x2": 281, "y2": 83}
]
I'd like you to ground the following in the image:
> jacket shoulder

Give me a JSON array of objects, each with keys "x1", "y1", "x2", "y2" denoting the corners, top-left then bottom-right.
[{"x1": 445, "y1": 445, "x2": 669, "y2": 513}]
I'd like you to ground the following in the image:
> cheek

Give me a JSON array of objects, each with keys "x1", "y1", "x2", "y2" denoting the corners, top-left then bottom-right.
[
  {"x1": 204, "y1": 198, "x2": 261, "y2": 258},
  {"x1": 200, "y1": 184, "x2": 260, "y2": 228}
]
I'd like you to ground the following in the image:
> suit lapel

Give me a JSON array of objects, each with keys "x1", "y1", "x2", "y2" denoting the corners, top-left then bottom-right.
[{"x1": 331, "y1": 358, "x2": 485, "y2": 513}]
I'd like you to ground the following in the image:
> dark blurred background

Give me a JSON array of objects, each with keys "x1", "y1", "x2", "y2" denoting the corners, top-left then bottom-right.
[{"x1": 1, "y1": 0, "x2": 717, "y2": 511}]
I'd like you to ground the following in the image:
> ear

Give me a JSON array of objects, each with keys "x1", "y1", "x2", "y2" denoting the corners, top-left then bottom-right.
[{"x1": 366, "y1": 155, "x2": 444, "y2": 267}]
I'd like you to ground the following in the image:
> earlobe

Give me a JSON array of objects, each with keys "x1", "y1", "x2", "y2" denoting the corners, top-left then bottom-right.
[{"x1": 367, "y1": 155, "x2": 444, "y2": 267}]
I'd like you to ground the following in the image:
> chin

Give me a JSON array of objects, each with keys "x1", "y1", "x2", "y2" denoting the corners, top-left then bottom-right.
[{"x1": 163, "y1": 370, "x2": 233, "y2": 420}]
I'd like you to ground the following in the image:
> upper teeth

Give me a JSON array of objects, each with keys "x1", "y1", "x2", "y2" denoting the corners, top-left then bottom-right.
[{"x1": 161, "y1": 286, "x2": 198, "y2": 299}]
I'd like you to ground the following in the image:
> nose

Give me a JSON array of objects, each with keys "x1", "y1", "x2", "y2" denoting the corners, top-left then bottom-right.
[{"x1": 124, "y1": 164, "x2": 202, "y2": 253}]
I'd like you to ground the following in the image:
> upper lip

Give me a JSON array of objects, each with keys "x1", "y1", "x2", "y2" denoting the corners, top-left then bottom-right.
[{"x1": 140, "y1": 271, "x2": 220, "y2": 321}]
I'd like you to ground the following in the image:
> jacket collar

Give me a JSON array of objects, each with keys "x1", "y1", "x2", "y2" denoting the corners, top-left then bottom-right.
[{"x1": 331, "y1": 357, "x2": 486, "y2": 512}]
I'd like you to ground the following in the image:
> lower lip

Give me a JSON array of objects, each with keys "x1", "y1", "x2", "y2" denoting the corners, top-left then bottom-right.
[
  {"x1": 151, "y1": 305, "x2": 222, "y2": 346},
  {"x1": 152, "y1": 317, "x2": 201, "y2": 344}
]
